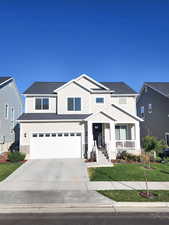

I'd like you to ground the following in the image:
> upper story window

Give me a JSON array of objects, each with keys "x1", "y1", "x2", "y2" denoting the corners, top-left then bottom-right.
[
  {"x1": 96, "y1": 97, "x2": 104, "y2": 103},
  {"x1": 140, "y1": 106, "x2": 144, "y2": 118},
  {"x1": 11, "y1": 107, "x2": 15, "y2": 132},
  {"x1": 5, "y1": 104, "x2": 9, "y2": 119},
  {"x1": 119, "y1": 97, "x2": 127, "y2": 104},
  {"x1": 67, "y1": 97, "x2": 81, "y2": 111},
  {"x1": 148, "y1": 104, "x2": 152, "y2": 114},
  {"x1": 35, "y1": 98, "x2": 49, "y2": 110}
]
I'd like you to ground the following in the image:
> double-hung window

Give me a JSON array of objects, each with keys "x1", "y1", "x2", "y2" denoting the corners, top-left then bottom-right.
[
  {"x1": 11, "y1": 107, "x2": 14, "y2": 128},
  {"x1": 5, "y1": 104, "x2": 9, "y2": 119},
  {"x1": 35, "y1": 98, "x2": 49, "y2": 110},
  {"x1": 140, "y1": 106, "x2": 144, "y2": 118},
  {"x1": 67, "y1": 97, "x2": 81, "y2": 111},
  {"x1": 115, "y1": 125, "x2": 132, "y2": 140}
]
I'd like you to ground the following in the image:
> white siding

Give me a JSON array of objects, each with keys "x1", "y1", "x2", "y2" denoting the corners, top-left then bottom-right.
[
  {"x1": 25, "y1": 97, "x2": 56, "y2": 113},
  {"x1": 20, "y1": 121, "x2": 85, "y2": 146},
  {"x1": 77, "y1": 76, "x2": 100, "y2": 89},
  {"x1": 57, "y1": 82, "x2": 91, "y2": 114},
  {"x1": 111, "y1": 96, "x2": 137, "y2": 115},
  {"x1": 91, "y1": 94, "x2": 111, "y2": 113}
]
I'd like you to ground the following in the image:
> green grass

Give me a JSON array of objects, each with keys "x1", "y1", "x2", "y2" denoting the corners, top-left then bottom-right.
[
  {"x1": 0, "y1": 162, "x2": 23, "y2": 181},
  {"x1": 99, "y1": 190, "x2": 169, "y2": 202},
  {"x1": 88, "y1": 163, "x2": 169, "y2": 181}
]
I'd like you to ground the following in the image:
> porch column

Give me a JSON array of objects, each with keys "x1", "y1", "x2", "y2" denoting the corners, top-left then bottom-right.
[
  {"x1": 109, "y1": 122, "x2": 116, "y2": 159},
  {"x1": 135, "y1": 122, "x2": 141, "y2": 154},
  {"x1": 87, "y1": 121, "x2": 93, "y2": 159}
]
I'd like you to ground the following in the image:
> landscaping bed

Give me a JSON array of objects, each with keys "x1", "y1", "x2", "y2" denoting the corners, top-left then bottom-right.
[
  {"x1": 88, "y1": 163, "x2": 169, "y2": 181},
  {"x1": 0, "y1": 162, "x2": 23, "y2": 181},
  {"x1": 98, "y1": 190, "x2": 169, "y2": 202}
]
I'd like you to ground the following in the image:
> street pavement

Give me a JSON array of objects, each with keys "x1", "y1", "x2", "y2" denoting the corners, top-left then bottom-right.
[{"x1": 0, "y1": 213, "x2": 168, "y2": 225}]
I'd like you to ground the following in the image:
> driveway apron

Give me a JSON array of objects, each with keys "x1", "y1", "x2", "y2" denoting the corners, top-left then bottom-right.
[
  {"x1": 0, "y1": 159, "x2": 89, "y2": 191},
  {"x1": 0, "y1": 159, "x2": 113, "y2": 205}
]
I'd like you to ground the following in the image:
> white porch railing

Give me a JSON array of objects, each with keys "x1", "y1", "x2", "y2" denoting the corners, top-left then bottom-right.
[
  {"x1": 115, "y1": 140, "x2": 136, "y2": 149},
  {"x1": 92, "y1": 140, "x2": 99, "y2": 162}
]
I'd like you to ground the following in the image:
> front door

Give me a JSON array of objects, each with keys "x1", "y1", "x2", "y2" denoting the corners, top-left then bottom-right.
[{"x1": 92, "y1": 123, "x2": 102, "y2": 148}]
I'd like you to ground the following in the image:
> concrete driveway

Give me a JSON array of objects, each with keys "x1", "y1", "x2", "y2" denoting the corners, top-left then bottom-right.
[
  {"x1": 0, "y1": 159, "x2": 89, "y2": 191},
  {"x1": 0, "y1": 159, "x2": 113, "y2": 205}
]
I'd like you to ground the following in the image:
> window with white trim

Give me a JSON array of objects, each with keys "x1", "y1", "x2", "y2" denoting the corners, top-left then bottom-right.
[
  {"x1": 67, "y1": 97, "x2": 81, "y2": 111},
  {"x1": 148, "y1": 104, "x2": 152, "y2": 114},
  {"x1": 96, "y1": 97, "x2": 104, "y2": 103},
  {"x1": 5, "y1": 104, "x2": 9, "y2": 119},
  {"x1": 140, "y1": 106, "x2": 144, "y2": 118},
  {"x1": 11, "y1": 107, "x2": 15, "y2": 128},
  {"x1": 115, "y1": 125, "x2": 132, "y2": 140},
  {"x1": 35, "y1": 98, "x2": 49, "y2": 110}
]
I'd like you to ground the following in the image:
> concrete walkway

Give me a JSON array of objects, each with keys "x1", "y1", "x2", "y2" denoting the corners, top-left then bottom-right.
[{"x1": 87, "y1": 181, "x2": 169, "y2": 190}]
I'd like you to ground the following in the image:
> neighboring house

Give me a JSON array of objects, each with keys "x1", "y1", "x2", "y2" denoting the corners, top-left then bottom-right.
[
  {"x1": 18, "y1": 74, "x2": 142, "y2": 160},
  {"x1": 0, "y1": 77, "x2": 22, "y2": 153},
  {"x1": 137, "y1": 82, "x2": 169, "y2": 146}
]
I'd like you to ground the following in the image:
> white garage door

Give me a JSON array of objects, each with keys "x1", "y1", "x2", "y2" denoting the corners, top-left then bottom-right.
[{"x1": 30, "y1": 132, "x2": 82, "y2": 159}]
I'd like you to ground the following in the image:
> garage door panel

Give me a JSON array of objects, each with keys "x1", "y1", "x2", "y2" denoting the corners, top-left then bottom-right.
[{"x1": 30, "y1": 133, "x2": 82, "y2": 159}]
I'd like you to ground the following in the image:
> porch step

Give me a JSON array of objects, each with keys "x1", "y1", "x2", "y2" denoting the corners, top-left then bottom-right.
[{"x1": 98, "y1": 150, "x2": 111, "y2": 165}]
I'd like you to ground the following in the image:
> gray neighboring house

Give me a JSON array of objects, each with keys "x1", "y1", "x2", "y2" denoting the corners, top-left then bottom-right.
[
  {"x1": 137, "y1": 82, "x2": 169, "y2": 146},
  {"x1": 0, "y1": 77, "x2": 22, "y2": 153}
]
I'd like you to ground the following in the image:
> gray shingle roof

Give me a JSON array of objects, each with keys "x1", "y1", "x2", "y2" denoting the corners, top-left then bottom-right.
[
  {"x1": 24, "y1": 81, "x2": 137, "y2": 95},
  {"x1": 101, "y1": 82, "x2": 137, "y2": 94},
  {"x1": 18, "y1": 113, "x2": 91, "y2": 121},
  {"x1": 145, "y1": 82, "x2": 169, "y2": 97},
  {"x1": 0, "y1": 77, "x2": 12, "y2": 85},
  {"x1": 24, "y1": 82, "x2": 65, "y2": 94}
]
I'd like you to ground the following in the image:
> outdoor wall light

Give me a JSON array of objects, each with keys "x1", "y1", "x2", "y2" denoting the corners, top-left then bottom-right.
[{"x1": 24, "y1": 133, "x2": 27, "y2": 138}]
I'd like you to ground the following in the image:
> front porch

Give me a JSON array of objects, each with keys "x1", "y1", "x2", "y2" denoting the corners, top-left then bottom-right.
[{"x1": 84, "y1": 112, "x2": 141, "y2": 161}]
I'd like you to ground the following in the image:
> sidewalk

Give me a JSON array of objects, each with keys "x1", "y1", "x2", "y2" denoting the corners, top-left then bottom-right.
[{"x1": 87, "y1": 181, "x2": 169, "y2": 190}]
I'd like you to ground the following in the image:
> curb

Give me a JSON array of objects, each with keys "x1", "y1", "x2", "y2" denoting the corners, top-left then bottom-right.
[
  {"x1": 0, "y1": 202, "x2": 169, "y2": 213},
  {"x1": 115, "y1": 202, "x2": 169, "y2": 207}
]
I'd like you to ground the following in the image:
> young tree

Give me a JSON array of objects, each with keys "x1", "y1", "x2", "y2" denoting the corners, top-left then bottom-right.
[
  {"x1": 143, "y1": 136, "x2": 158, "y2": 169},
  {"x1": 143, "y1": 136, "x2": 158, "y2": 197}
]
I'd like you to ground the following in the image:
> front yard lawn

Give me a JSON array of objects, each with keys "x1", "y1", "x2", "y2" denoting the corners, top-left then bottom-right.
[
  {"x1": 99, "y1": 190, "x2": 169, "y2": 202},
  {"x1": 0, "y1": 162, "x2": 22, "y2": 181},
  {"x1": 88, "y1": 163, "x2": 169, "y2": 181}
]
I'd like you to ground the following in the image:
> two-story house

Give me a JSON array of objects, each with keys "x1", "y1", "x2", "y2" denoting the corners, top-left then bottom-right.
[
  {"x1": 18, "y1": 74, "x2": 142, "y2": 160},
  {"x1": 0, "y1": 77, "x2": 22, "y2": 153},
  {"x1": 137, "y1": 82, "x2": 169, "y2": 146}
]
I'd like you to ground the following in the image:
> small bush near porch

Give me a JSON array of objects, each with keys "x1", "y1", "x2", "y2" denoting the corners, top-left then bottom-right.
[{"x1": 88, "y1": 163, "x2": 169, "y2": 181}]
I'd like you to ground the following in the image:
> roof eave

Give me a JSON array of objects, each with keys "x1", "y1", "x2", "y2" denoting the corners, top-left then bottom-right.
[
  {"x1": 0, "y1": 77, "x2": 13, "y2": 87},
  {"x1": 18, "y1": 119, "x2": 84, "y2": 122}
]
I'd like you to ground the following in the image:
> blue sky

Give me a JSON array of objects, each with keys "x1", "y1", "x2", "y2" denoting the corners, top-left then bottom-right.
[{"x1": 0, "y1": 0, "x2": 169, "y2": 93}]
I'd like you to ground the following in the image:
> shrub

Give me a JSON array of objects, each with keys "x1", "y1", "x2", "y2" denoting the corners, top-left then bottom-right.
[
  {"x1": 8, "y1": 152, "x2": 26, "y2": 162},
  {"x1": 120, "y1": 151, "x2": 128, "y2": 160}
]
